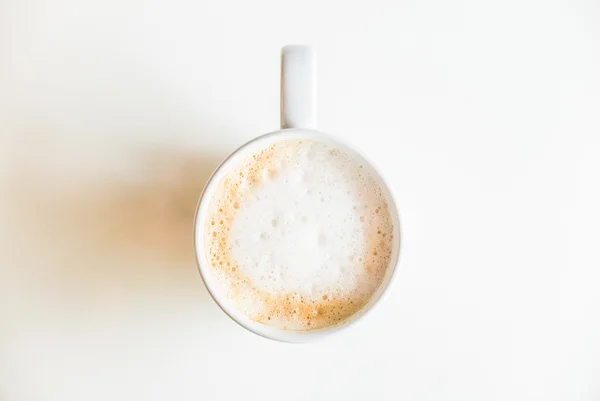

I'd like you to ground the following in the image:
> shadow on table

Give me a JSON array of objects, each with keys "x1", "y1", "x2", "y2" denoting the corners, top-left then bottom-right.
[{"x1": 6, "y1": 144, "x2": 225, "y2": 318}]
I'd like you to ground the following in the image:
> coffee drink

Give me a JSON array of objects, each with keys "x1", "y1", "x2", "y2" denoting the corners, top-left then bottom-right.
[{"x1": 204, "y1": 139, "x2": 395, "y2": 330}]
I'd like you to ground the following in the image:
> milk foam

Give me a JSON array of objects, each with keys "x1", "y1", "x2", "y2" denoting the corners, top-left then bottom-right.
[{"x1": 205, "y1": 139, "x2": 394, "y2": 330}]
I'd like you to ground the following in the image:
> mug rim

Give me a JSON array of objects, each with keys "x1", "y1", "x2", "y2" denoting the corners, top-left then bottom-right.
[{"x1": 193, "y1": 128, "x2": 402, "y2": 342}]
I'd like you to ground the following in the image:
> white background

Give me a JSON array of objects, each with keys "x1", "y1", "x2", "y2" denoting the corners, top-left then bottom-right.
[{"x1": 1, "y1": 0, "x2": 599, "y2": 400}]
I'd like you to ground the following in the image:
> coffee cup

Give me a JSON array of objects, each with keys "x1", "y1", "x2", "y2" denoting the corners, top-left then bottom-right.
[{"x1": 194, "y1": 45, "x2": 401, "y2": 342}]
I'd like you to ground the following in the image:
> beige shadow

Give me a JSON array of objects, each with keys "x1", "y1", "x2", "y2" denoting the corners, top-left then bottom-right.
[{"x1": 4, "y1": 145, "x2": 225, "y2": 313}]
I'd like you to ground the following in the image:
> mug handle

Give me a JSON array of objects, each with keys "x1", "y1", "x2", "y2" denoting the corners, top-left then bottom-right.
[{"x1": 281, "y1": 45, "x2": 316, "y2": 130}]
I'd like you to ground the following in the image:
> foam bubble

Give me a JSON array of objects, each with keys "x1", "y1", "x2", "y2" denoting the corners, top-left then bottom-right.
[{"x1": 204, "y1": 139, "x2": 395, "y2": 330}]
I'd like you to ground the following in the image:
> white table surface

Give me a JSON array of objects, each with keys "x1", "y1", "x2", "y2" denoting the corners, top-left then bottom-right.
[{"x1": 1, "y1": 0, "x2": 599, "y2": 400}]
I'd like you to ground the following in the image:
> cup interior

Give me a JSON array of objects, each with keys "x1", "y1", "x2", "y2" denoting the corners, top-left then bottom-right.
[{"x1": 194, "y1": 128, "x2": 401, "y2": 342}]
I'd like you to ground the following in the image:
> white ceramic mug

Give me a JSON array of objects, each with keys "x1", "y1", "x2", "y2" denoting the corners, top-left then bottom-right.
[{"x1": 194, "y1": 45, "x2": 401, "y2": 342}]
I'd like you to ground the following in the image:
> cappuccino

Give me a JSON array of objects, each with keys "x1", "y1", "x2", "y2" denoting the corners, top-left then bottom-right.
[{"x1": 204, "y1": 139, "x2": 394, "y2": 330}]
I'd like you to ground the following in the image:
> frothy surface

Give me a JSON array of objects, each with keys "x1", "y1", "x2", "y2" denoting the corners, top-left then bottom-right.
[{"x1": 204, "y1": 139, "x2": 394, "y2": 330}]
